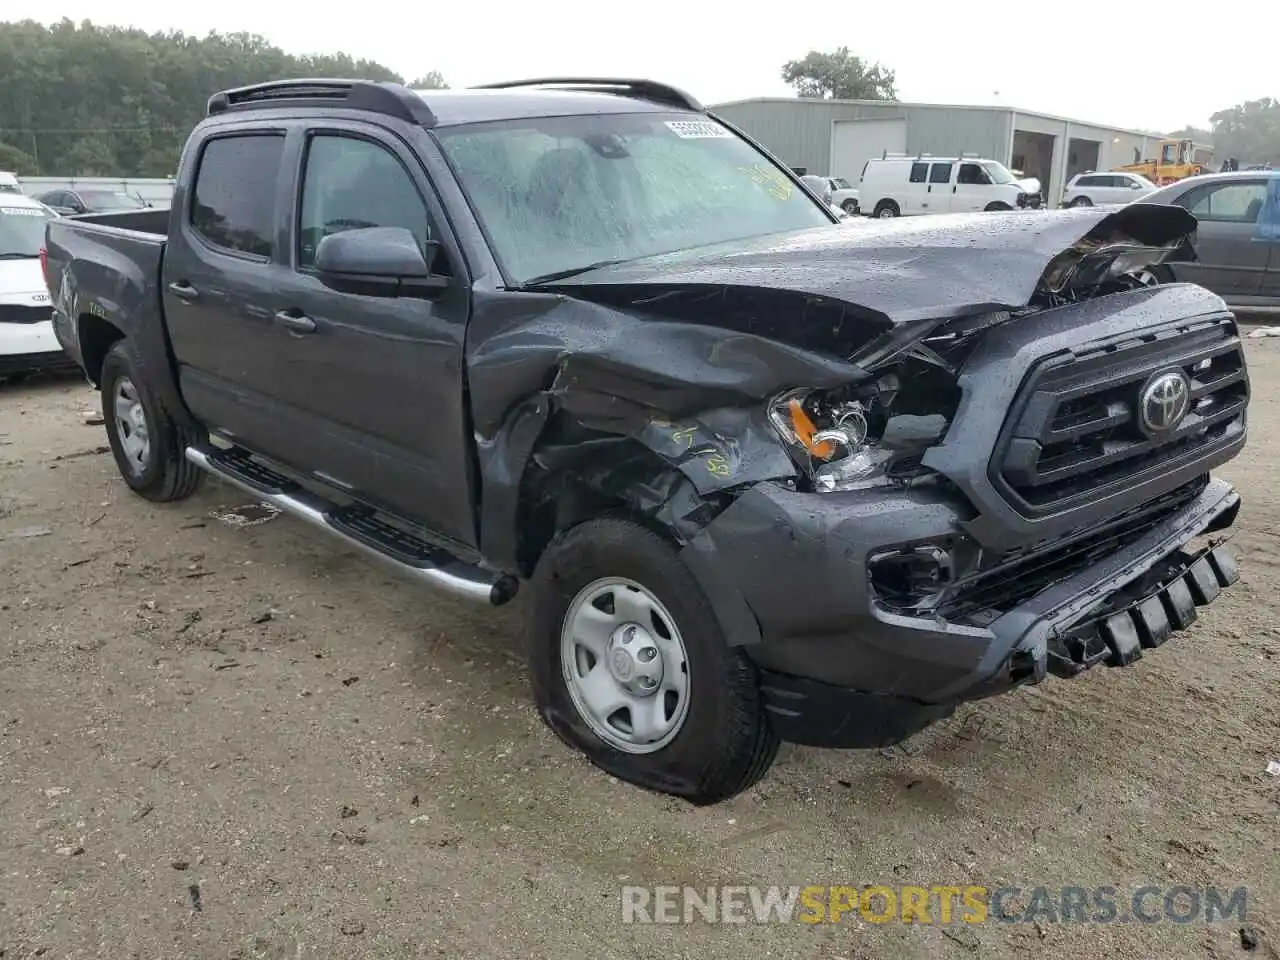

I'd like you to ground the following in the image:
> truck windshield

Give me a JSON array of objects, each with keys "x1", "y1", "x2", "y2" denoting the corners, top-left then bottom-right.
[
  {"x1": 435, "y1": 113, "x2": 832, "y2": 285},
  {"x1": 0, "y1": 204, "x2": 52, "y2": 258}
]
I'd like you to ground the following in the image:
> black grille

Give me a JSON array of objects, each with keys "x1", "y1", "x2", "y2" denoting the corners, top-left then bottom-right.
[
  {"x1": 0, "y1": 304, "x2": 51, "y2": 324},
  {"x1": 994, "y1": 320, "x2": 1247, "y2": 513},
  {"x1": 938, "y1": 478, "x2": 1207, "y2": 622}
]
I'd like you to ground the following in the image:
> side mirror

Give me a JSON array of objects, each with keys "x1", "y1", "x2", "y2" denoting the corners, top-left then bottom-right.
[{"x1": 314, "y1": 226, "x2": 448, "y2": 299}]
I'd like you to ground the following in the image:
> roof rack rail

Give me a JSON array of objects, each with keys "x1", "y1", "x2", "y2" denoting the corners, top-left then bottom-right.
[
  {"x1": 206, "y1": 78, "x2": 437, "y2": 126},
  {"x1": 471, "y1": 77, "x2": 703, "y2": 112}
]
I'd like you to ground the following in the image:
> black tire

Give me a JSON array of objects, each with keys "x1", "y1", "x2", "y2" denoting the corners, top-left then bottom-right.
[
  {"x1": 873, "y1": 200, "x2": 900, "y2": 218},
  {"x1": 841, "y1": 199, "x2": 859, "y2": 214},
  {"x1": 984, "y1": 201, "x2": 1013, "y2": 212},
  {"x1": 528, "y1": 517, "x2": 779, "y2": 805},
  {"x1": 1069, "y1": 196, "x2": 1093, "y2": 207},
  {"x1": 101, "y1": 339, "x2": 206, "y2": 502}
]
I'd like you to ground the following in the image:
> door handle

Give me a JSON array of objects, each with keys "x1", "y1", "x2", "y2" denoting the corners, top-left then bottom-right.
[
  {"x1": 168, "y1": 281, "x2": 199, "y2": 302},
  {"x1": 274, "y1": 310, "x2": 316, "y2": 334}
]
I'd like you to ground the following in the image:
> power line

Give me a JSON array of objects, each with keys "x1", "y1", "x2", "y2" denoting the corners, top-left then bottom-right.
[{"x1": 0, "y1": 126, "x2": 188, "y2": 135}]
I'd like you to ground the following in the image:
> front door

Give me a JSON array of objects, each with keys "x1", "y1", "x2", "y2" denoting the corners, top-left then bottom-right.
[
  {"x1": 954, "y1": 162, "x2": 990, "y2": 212},
  {"x1": 1176, "y1": 177, "x2": 1271, "y2": 301},
  {"x1": 264, "y1": 126, "x2": 477, "y2": 547}
]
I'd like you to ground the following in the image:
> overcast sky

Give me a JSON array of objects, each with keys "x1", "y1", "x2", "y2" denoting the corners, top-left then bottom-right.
[{"x1": 34, "y1": 1, "x2": 1274, "y2": 133}]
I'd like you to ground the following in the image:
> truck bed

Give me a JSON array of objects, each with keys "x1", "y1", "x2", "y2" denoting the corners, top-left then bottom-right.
[{"x1": 43, "y1": 206, "x2": 171, "y2": 381}]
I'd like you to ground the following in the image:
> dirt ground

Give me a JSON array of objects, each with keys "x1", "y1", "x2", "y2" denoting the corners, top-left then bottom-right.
[{"x1": 1, "y1": 342, "x2": 1278, "y2": 960}]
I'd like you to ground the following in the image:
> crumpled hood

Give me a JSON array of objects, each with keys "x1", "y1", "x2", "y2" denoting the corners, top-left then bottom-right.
[{"x1": 546, "y1": 203, "x2": 1197, "y2": 325}]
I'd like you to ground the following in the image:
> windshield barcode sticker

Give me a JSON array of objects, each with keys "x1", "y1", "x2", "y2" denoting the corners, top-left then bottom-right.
[
  {"x1": 665, "y1": 120, "x2": 733, "y2": 139},
  {"x1": 0, "y1": 207, "x2": 47, "y2": 217}
]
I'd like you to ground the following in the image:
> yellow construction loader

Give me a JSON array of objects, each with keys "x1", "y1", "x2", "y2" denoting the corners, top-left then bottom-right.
[{"x1": 1114, "y1": 138, "x2": 1214, "y2": 185}]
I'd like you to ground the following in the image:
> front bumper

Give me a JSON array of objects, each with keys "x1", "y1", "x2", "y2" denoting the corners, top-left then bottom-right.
[{"x1": 680, "y1": 477, "x2": 1241, "y2": 748}]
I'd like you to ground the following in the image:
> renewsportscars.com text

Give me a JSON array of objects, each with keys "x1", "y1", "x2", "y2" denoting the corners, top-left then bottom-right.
[{"x1": 620, "y1": 885, "x2": 1249, "y2": 925}]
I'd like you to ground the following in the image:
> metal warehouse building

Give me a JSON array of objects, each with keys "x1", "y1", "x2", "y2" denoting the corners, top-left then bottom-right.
[{"x1": 710, "y1": 97, "x2": 1163, "y2": 207}]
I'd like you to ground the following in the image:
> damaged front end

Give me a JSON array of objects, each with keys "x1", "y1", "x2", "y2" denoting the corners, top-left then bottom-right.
[{"x1": 468, "y1": 201, "x2": 1240, "y2": 741}]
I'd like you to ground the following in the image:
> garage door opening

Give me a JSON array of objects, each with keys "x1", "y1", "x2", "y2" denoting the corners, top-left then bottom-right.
[
  {"x1": 1068, "y1": 138, "x2": 1101, "y2": 180},
  {"x1": 1012, "y1": 130, "x2": 1055, "y2": 197}
]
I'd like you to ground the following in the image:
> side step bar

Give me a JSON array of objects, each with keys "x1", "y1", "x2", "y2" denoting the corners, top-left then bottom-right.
[{"x1": 185, "y1": 446, "x2": 517, "y2": 606}]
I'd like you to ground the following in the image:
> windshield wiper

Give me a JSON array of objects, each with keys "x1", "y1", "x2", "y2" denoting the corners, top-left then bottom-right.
[
  {"x1": 521, "y1": 258, "x2": 630, "y2": 286},
  {"x1": 0, "y1": 252, "x2": 39, "y2": 260}
]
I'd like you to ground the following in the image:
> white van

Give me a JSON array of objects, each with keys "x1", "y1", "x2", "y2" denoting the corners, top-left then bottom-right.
[{"x1": 858, "y1": 156, "x2": 1041, "y2": 218}]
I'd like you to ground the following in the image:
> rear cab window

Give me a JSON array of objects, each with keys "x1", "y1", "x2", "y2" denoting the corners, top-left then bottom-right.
[
  {"x1": 908, "y1": 162, "x2": 928, "y2": 183},
  {"x1": 190, "y1": 133, "x2": 285, "y2": 258}
]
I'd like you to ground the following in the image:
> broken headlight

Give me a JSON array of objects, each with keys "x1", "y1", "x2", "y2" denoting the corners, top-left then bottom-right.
[{"x1": 767, "y1": 389, "x2": 895, "y2": 492}]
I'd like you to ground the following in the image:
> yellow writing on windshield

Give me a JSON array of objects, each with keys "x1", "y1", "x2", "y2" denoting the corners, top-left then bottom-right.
[{"x1": 738, "y1": 164, "x2": 793, "y2": 201}]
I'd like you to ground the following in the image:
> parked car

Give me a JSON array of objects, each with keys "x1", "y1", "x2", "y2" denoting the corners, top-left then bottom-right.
[
  {"x1": 859, "y1": 155, "x2": 1040, "y2": 217},
  {"x1": 1063, "y1": 171, "x2": 1157, "y2": 207},
  {"x1": 45, "y1": 77, "x2": 1248, "y2": 804},
  {"x1": 803, "y1": 176, "x2": 859, "y2": 214},
  {"x1": 0, "y1": 192, "x2": 74, "y2": 380},
  {"x1": 36, "y1": 188, "x2": 149, "y2": 216},
  {"x1": 1136, "y1": 170, "x2": 1280, "y2": 313},
  {"x1": 0, "y1": 171, "x2": 22, "y2": 195}
]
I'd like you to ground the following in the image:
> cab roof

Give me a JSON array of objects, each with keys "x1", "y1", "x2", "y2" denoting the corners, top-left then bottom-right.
[{"x1": 206, "y1": 78, "x2": 706, "y2": 128}]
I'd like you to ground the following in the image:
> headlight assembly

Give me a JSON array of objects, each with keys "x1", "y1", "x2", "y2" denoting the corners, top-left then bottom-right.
[{"x1": 767, "y1": 388, "x2": 896, "y2": 493}]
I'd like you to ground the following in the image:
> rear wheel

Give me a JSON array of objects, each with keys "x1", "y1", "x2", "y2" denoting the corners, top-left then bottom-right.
[
  {"x1": 984, "y1": 201, "x2": 1012, "y2": 212},
  {"x1": 841, "y1": 199, "x2": 859, "y2": 214},
  {"x1": 101, "y1": 339, "x2": 205, "y2": 502},
  {"x1": 1069, "y1": 196, "x2": 1093, "y2": 207},
  {"x1": 528, "y1": 517, "x2": 779, "y2": 805},
  {"x1": 873, "y1": 200, "x2": 900, "y2": 219}
]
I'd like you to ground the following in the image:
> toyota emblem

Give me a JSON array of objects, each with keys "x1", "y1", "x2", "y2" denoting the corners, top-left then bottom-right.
[{"x1": 1139, "y1": 370, "x2": 1191, "y2": 435}]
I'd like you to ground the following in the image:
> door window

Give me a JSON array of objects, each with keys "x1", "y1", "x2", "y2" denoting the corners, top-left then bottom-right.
[
  {"x1": 957, "y1": 163, "x2": 989, "y2": 185},
  {"x1": 190, "y1": 134, "x2": 285, "y2": 258},
  {"x1": 297, "y1": 135, "x2": 434, "y2": 269},
  {"x1": 928, "y1": 163, "x2": 953, "y2": 184},
  {"x1": 909, "y1": 163, "x2": 928, "y2": 183},
  {"x1": 1179, "y1": 180, "x2": 1268, "y2": 222}
]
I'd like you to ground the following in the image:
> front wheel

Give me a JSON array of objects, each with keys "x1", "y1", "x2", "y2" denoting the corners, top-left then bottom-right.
[
  {"x1": 101, "y1": 339, "x2": 205, "y2": 502},
  {"x1": 528, "y1": 517, "x2": 779, "y2": 805},
  {"x1": 1069, "y1": 196, "x2": 1093, "y2": 207},
  {"x1": 841, "y1": 199, "x2": 859, "y2": 214},
  {"x1": 984, "y1": 201, "x2": 1012, "y2": 212}
]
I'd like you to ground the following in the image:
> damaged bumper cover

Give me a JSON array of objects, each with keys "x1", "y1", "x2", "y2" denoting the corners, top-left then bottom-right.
[{"x1": 681, "y1": 477, "x2": 1241, "y2": 749}]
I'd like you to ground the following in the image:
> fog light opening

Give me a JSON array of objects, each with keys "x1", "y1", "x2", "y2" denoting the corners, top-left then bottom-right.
[{"x1": 869, "y1": 544, "x2": 955, "y2": 612}]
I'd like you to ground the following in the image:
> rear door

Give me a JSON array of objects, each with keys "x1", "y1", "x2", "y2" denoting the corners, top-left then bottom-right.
[
  {"x1": 923, "y1": 161, "x2": 954, "y2": 214},
  {"x1": 1172, "y1": 177, "x2": 1270, "y2": 300},
  {"x1": 161, "y1": 129, "x2": 291, "y2": 448},
  {"x1": 263, "y1": 123, "x2": 477, "y2": 547}
]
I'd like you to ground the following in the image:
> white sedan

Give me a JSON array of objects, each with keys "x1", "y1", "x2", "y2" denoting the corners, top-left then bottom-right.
[{"x1": 0, "y1": 194, "x2": 73, "y2": 381}]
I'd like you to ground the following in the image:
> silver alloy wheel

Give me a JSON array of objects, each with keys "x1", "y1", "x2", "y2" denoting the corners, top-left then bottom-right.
[
  {"x1": 560, "y1": 576, "x2": 691, "y2": 754},
  {"x1": 113, "y1": 376, "x2": 151, "y2": 475},
  {"x1": 878, "y1": 206, "x2": 896, "y2": 218}
]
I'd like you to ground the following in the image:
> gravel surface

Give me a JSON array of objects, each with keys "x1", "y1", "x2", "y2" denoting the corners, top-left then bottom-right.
[{"x1": 1, "y1": 343, "x2": 1278, "y2": 959}]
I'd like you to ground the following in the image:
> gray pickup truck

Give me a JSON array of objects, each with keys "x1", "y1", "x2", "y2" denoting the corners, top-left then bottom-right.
[{"x1": 43, "y1": 77, "x2": 1249, "y2": 804}]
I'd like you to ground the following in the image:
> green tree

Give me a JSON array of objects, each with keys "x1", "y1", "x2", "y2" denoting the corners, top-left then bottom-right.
[
  {"x1": 0, "y1": 141, "x2": 38, "y2": 174},
  {"x1": 1208, "y1": 98, "x2": 1280, "y2": 166},
  {"x1": 410, "y1": 72, "x2": 448, "y2": 89},
  {"x1": 0, "y1": 19, "x2": 446, "y2": 177},
  {"x1": 781, "y1": 48, "x2": 897, "y2": 101}
]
